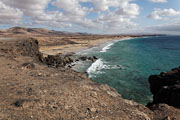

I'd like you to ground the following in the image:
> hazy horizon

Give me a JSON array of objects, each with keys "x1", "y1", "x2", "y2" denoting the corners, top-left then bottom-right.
[{"x1": 0, "y1": 0, "x2": 179, "y2": 35}]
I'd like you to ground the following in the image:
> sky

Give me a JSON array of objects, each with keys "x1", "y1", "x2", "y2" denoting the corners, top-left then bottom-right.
[{"x1": 0, "y1": 0, "x2": 179, "y2": 34}]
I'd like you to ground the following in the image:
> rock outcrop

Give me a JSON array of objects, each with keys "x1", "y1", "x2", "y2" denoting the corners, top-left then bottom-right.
[
  {"x1": 0, "y1": 37, "x2": 156, "y2": 120},
  {"x1": 78, "y1": 56, "x2": 97, "y2": 62},
  {"x1": 148, "y1": 67, "x2": 180, "y2": 108},
  {"x1": 1, "y1": 37, "x2": 180, "y2": 119},
  {"x1": 0, "y1": 37, "x2": 98, "y2": 68},
  {"x1": 0, "y1": 38, "x2": 40, "y2": 59},
  {"x1": 39, "y1": 54, "x2": 74, "y2": 68}
]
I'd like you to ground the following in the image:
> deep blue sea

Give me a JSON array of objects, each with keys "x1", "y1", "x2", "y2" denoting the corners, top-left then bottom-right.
[{"x1": 77, "y1": 36, "x2": 180, "y2": 105}]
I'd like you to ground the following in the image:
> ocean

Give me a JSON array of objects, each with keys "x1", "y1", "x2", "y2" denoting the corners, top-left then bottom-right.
[{"x1": 76, "y1": 36, "x2": 180, "y2": 105}]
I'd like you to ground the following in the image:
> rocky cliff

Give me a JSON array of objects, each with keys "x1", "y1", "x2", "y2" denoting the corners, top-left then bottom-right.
[
  {"x1": 146, "y1": 68, "x2": 180, "y2": 120},
  {"x1": 0, "y1": 38, "x2": 180, "y2": 120},
  {"x1": 148, "y1": 68, "x2": 180, "y2": 108},
  {"x1": 0, "y1": 38, "x2": 40, "y2": 58}
]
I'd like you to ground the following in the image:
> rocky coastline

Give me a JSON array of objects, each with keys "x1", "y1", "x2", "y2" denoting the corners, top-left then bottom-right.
[
  {"x1": 147, "y1": 67, "x2": 180, "y2": 108},
  {"x1": 0, "y1": 37, "x2": 180, "y2": 119}
]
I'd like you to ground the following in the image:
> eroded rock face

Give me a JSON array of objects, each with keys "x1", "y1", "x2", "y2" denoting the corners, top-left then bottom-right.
[
  {"x1": 18, "y1": 38, "x2": 40, "y2": 57},
  {"x1": 0, "y1": 38, "x2": 40, "y2": 59},
  {"x1": 39, "y1": 54, "x2": 74, "y2": 68},
  {"x1": 0, "y1": 38, "x2": 98, "y2": 68},
  {"x1": 148, "y1": 67, "x2": 180, "y2": 108}
]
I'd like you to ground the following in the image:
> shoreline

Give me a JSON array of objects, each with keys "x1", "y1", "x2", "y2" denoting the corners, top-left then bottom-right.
[
  {"x1": 75, "y1": 36, "x2": 155, "y2": 104},
  {"x1": 76, "y1": 37, "x2": 136, "y2": 54},
  {"x1": 69, "y1": 37, "x2": 136, "y2": 73},
  {"x1": 75, "y1": 37, "x2": 137, "y2": 74},
  {"x1": 39, "y1": 36, "x2": 135, "y2": 56},
  {"x1": 0, "y1": 36, "x2": 179, "y2": 119}
]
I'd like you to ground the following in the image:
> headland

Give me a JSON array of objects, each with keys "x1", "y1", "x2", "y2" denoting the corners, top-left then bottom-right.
[{"x1": 0, "y1": 27, "x2": 179, "y2": 120}]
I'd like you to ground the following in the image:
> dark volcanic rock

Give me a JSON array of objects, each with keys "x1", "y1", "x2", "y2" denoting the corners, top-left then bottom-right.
[
  {"x1": 88, "y1": 56, "x2": 98, "y2": 62},
  {"x1": 21, "y1": 62, "x2": 35, "y2": 70},
  {"x1": 78, "y1": 56, "x2": 97, "y2": 62},
  {"x1": 19, "y1": 38, "x2": 40, "y2": 57},
  {"x1": 79, "y1": 56, "x2": 88, "y2": 61},
  {"x1": 39, "y1": 54, "x2": 73, "y2": 68},
  {"x1": 148, "y1": 67, "x2": 180, "y2": 108},
  {"x1": 13, "y1": 99, "x2": 26, "y2": 107}
]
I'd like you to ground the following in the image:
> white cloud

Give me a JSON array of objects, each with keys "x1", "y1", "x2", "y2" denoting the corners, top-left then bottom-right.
[
  {"x1": 38, "y1": 0, "x2": 140, "y2": 31},
  {"x1": 148, "y1": 0, "x2": 167, "y2": 3},
  {"x1": 52, "y1": 0, "x2": 87, "y2": 17},
  {"x1": 2, "y1": 0, "x2": 179, "y2": 35},
  {"x1": 147, "y1": 8, "x2": 180, "y2": 20},
  {"x1": 78, "y1": 0, "x2": 137, "y2": 13},
  {"x1": 92, "y1": 0, "x2": 139, "y2": 31},
  {"x1": 1, "y1": 0, "x2": 51, "y2": 16},
  {"x1": 0, "y1": 0, "x2": 140, "y2": 33},
  {"x1": 146, "y1": 19, "x2": 180, "y2": 35},
  {"x1": 115, "y1": 3, "x2": 139, "y2": 18},
  {"x1": 0, "y1": 1, "x2": 23, "y2": 24}
]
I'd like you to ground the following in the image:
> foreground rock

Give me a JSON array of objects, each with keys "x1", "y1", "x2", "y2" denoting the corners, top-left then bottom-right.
[
  {"x1": 148, "y1": 104, "x2": 180, "y2": 120},
  {"x1": 148, "y1": 68, "x2": 180, "y2": 108},
  {"x1": 147, "y1": 68, "x2": 180, "y2": 119}
]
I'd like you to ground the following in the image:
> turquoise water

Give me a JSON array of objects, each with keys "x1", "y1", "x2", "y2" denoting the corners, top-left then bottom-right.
[{"x1": 80, "y1": 36, "x2": 180, "y2": 105}]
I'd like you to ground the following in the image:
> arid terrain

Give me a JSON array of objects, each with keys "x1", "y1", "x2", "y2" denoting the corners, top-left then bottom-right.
[
  {"x1": 0, "y1": 27, "x2": 155, "y2": 55},
  {"x1": 0, "y1": 27, "x2": 179, "y2": 120}
]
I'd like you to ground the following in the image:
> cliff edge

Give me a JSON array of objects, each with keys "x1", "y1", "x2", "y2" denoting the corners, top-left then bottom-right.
[
  {"x1": 0, "y1": 38, "x2": 154, "y2": 119},
  {"x1": 148, "y1": 68, "x2": 180, "y2": 108},
  {"x1": 0, "y1": 38, "x2": 179, "y2": 120},
  {"x1": 147, "y1": 68, "x2": 180, "y2": 119}
]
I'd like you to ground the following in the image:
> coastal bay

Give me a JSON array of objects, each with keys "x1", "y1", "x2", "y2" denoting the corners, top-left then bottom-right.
[
  {"x1": 0, "y1": 0, "x2": 180, "y2": 119},
  {"x1": 0, "y1": 27, "x2": 179, "y2": 119},
  {"x1": 80, "y1": 36, "x2": 180, "y2": 105}
]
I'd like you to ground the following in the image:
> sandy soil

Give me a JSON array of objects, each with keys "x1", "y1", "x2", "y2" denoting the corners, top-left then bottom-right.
[
  {"x1": 0, "y1": 27, "x2": 154, "y2": 55},
  {"x1": 0, "y1": 27, "x2": 178, "y2": 120},
  {"x1": 0, "y1": 37, "x2": 156, "y2": 120},
  {"x1": 39, "y1": 37, "x2": 133, "y2": 55}
]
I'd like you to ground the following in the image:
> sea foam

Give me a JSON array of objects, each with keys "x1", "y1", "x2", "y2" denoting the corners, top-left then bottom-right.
[
  {"x1": 100, "y1": 38, "x2": 133, "y2": 53},
  {"x1": 87, "y1": 58, "x2": 123, "y2": 78},
  {"x1": 100, "y1": 43, "x2": 114, "y2": 52},
  {"x1": 87, "y1": 59, "x2": 104, "y2": 77}
]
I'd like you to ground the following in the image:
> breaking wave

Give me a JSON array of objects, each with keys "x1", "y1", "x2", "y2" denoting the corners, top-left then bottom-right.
[
  {"x1": 87, "y1": 58, "x2": 123, "y2": 78},
  {"x1": 100, "y1": 43, "x2": 114, "y2": 52}
]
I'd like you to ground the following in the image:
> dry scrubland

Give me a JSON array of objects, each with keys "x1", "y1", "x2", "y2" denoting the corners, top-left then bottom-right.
[{"x1": 0, "y1": 27, "x2": 179, "y2": 120}]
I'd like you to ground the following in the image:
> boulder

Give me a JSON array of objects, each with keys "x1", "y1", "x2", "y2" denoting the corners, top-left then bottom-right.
[
  {"x1": 148, "y1": 67, "x2": 180, "y2": 108},
  {"x1": 39, "y1": 54, "x2": 73, "y2": 68},
  {"x1": 78, "y1": 56, "x2": 98, "y2": 62},
  {"x1": 21, "y1": 62, "x2": 35, "y2": 70},
  {"x1": 79, "y1": 56, "x2": 87, "y2": 61}
]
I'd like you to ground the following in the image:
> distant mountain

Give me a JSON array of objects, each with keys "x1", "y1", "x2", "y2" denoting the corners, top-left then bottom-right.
[
  {"x1": 0, "y1": 27, "x2": 90, "y2": 36},
  {"x1": 7, "y1": 27, "x2": 57, "y2": 34},
  {"x1": 0, "y1": 27, "x2": 73, "y2": 36}
]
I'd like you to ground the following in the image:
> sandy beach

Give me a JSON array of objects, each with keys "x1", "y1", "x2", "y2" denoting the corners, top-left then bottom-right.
[{"x1": 39, "y1": 36, "x2": 134, "y2": 55}]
